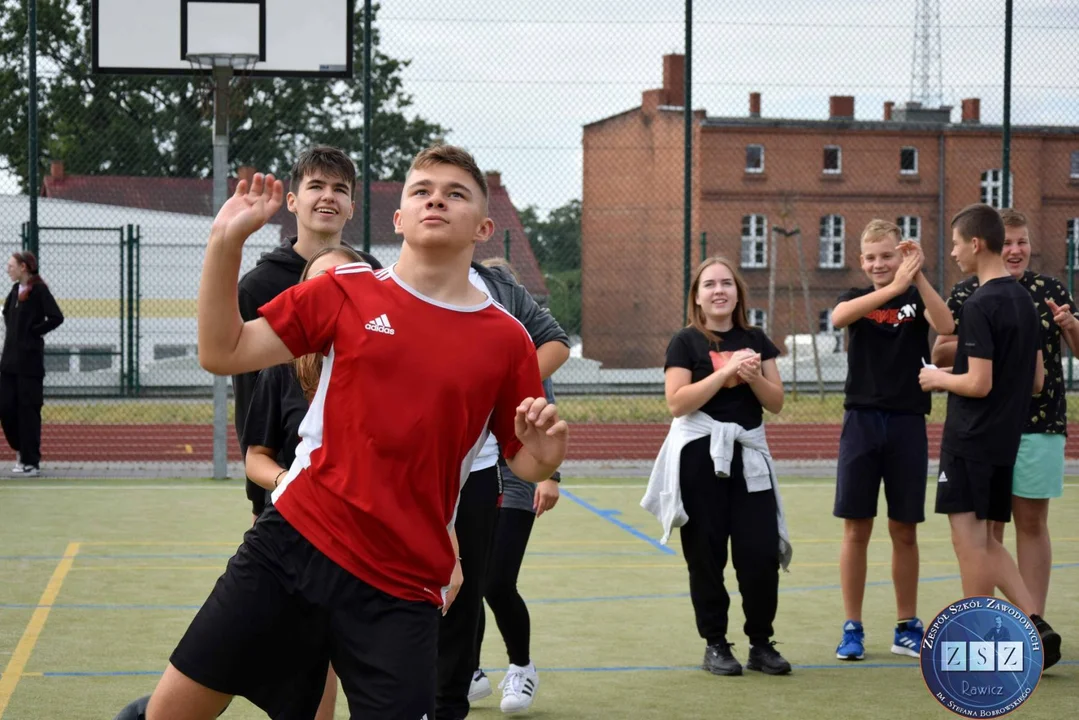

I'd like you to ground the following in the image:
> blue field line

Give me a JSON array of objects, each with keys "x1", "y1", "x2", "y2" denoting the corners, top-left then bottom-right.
[
  {"x1": 560, "y1": 489, "x2": 676, "y2": 556},
  {"x1": 19, "y1": 661, "x2": 1078, "y2": 679},
  {"x1": 3, "y1": 562, "x2": 1078, "y2": 612}
]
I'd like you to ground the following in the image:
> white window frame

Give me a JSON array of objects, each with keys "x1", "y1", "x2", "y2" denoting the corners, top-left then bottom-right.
[
  {"x1": 740, "y1": 214, "x2": 768, "y2": 268},
  {"x1": 980, "y1": 169, "x2": 1014, "y2": 209},
  {"x1": 745, "y1": 144, "x2": 764, "y2": 173},
  {"x1": 1070, "y1": 151, "x2": 1079, "y2": 179},
  {"x1": 897, "y1": 215, "x2": 921, "y2": 243},
  {"x1": 823, "y1": 145, "x2": 842, "y2": 174},
  {"x1": 748, "y1": 308, "x2": 767, "y2": 331},
  {"x1": 819, "y1": 215, "x2": 845, "y2": 268},
  {"x1": 900, "y1": 146, "x2": 918, "y2": 175}
]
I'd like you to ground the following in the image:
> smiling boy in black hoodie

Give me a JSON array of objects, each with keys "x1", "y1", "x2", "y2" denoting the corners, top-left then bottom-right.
[{"x1": 234, "y1": 146, "x2": 381, "y2": 517}]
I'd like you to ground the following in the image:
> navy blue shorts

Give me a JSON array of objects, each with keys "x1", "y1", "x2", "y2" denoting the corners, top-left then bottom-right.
[{"x1": 834, "y1": 409, "x2": 928, "y2": 523}]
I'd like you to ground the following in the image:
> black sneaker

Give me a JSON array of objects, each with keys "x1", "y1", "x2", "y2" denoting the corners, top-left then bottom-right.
[
  {"x1": 746, "y1": 641, "x2": 792, "y2": 675},
  {"x1": 702, "y1": 643, "x2": 743, "y2": 676},
  {"x1": 1031, "y1": 615, "x2": 1062, "y2": 670}
]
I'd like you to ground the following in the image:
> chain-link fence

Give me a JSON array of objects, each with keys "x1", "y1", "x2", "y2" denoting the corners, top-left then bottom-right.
[{"x1": 0, "y1": 0, "x2": 1077, "y2": 468}]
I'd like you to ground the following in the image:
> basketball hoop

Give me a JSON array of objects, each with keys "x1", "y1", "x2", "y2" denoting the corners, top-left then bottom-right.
[{"x1": 186, "y1": 53, "x2": 260, "y2": 75}]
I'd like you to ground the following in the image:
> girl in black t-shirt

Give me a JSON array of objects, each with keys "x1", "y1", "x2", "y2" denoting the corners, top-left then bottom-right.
[
  {"x1": 242, "y1": 244, "x2": 363, "y2": 720},
  {"x1": 664, "y1": 257, "x2": 790, "y2": 677}
]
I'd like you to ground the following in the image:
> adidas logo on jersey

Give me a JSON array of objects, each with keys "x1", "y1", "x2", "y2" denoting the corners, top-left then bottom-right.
[
  {"x1": 365, "y1": 314, "x2": 395, "y2": 335},
  {"x1": 938, "y1": 471, "x2": 948, "y2": 483}
]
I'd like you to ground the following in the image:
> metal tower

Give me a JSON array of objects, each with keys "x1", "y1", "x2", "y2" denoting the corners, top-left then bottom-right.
[{"x1": 910, "y1": 0, "x2": 943, "y2": 106}]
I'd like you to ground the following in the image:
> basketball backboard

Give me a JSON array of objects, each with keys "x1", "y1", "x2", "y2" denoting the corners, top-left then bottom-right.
[{"x1": 91, "y1": 0, "x2": 354, "y2": 78}]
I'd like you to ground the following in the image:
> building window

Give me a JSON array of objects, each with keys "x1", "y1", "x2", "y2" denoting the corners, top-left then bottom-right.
[
  {"x1": 980, "y1": 169, "x2": 1014, "y2": 208},
  {"x1": 900, "y1": 147, "x2": 918, "y2": 174},
  {"x1": 897, "y1": 215, "x2": 921, "y2": 242},
  {"x1": 44, "y1": 348, "x2": 72, "y2": 373},
  {"x1": 819, "y1": 215, "x2": 845, "y2": 268},
  {"x1": 823, "y1": 145, "x2": 842, "y2": 174},
  {"x1": 154, "y1": 344, "x2": 195, "y2": 360},
  {"x1": 745, "y1": 144, "x2": 764, "y2": 173},
  {"x1": 1071, "y1": 151, "x2": 1079, "y2": 179},
  {"x1": 78, "y1": 346, "x2": 116, "y2": 372},
  {"x1": 1069, "y1": 219, "x2": 1079, "y2": 266},
  {"x1": 748, "y1": 308, "x2": 767, "y2": 330},
  {"x1": 741, "y1": 214, "x2": 768, "y2": 268}
]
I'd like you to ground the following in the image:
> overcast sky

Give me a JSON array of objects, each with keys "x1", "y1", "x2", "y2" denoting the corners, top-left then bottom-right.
[{"x1": 377, "y1": 0, "x2": 1078, "y2": 214}]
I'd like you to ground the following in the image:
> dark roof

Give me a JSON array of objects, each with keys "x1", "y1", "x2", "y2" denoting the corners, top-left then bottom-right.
[
  {"x1": 42, "y1": 173, "x2": 548, "y2": 297},
  {"x1": 701, "y1": 116, "x2": 1079, "y2": 136}
]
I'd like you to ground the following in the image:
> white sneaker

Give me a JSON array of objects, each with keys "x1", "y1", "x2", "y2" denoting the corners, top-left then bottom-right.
[
  {"x1": 468, "y1": 669, "x2": 492, "y2": 703},
  {"x1": 18, "y1": 465, "x2": 39, "y2": 477},
  {"x1": 11, "y1": 462, "x2": 25, "y2": 473},
  {"x1": 499, "y1": 663, "x2": 538, "y2": 714}
]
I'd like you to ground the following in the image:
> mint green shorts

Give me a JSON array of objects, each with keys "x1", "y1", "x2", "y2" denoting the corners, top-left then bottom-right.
[{"x1": 1012, "y1": 433, "x2": 1065, "y2": 499}]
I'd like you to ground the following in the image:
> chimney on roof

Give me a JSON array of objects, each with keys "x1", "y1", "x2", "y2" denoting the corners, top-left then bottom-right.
[
  {"x1": 485, "y1": 171, "x2": 501, "y2": 190},
  {"x1": 884, "y1": 101, "x2": 894, "y2": 121},
  {"x1": 829, "y1": 95, "x2": 855, "y2": 120},
  {"x1": 50, "y1": 161, "x2": 64, "y2": 182},
  {"x1": 961, "y1": 98, "x2": 980, "y2": 124},
  {"x1": 749, "y1": 92, "x2": 761, "y2": 118},
  {"x1": 662, "y1": 54, "x2": 684, "y2": 106},
  {"x1": 237, "y1": 166, "x2": 256, "y2": 184}
]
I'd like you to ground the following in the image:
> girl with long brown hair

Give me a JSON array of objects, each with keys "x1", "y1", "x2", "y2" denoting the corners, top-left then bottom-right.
[
  {"x1": 643, "y1": 256, "x2": 792, "y2": 678},
  {"x1": 2, "y1": 251, "x2": 64, "y2": 476}
]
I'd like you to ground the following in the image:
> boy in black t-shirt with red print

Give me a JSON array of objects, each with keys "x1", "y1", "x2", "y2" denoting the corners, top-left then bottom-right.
[{"x1": 831, "y1": 220, "x2": 955, "y2": 661}]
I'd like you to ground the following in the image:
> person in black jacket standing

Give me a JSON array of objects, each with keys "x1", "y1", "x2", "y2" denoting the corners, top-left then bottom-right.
[
  {"x1": 232, "y1": 146, "x2": 380, "y2": 519},
  {"x1": 1, "y1": 250, "x2": 64, "y2": 477}
]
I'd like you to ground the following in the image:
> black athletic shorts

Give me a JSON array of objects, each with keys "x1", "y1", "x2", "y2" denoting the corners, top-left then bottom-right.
[
  {"x1": 834, "y1": 409, "x2": 928, "y2": 523},
  {"x1": 170, "y1": 506, "x2": 439, "y2": 719},
  {"x1": 934, "y1": 449, "x2": 1013, "y2": 523}
]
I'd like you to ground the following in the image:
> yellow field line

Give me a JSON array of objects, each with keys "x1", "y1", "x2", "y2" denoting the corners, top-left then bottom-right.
[{"x1": 0, "y1": 542, "x2": 80, "y2": 718}]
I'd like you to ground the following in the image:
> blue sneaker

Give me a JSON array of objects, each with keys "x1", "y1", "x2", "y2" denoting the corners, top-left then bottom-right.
[
  {"x1": 836, "y1": 620, "x2": 865, "y2": 660},
  {"x1": 892, "y1": 618, "x2": 924, "y2": 658}
]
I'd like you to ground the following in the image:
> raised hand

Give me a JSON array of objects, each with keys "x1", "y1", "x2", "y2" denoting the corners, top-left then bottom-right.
[
  {"x1": 514, "y1": 397, "x2": 569, "y2": 467},
  {"x1": 891, "y1": 247, "x2": 923, "y2": 292},
  {"x1": 211, "y1": 173, "x2": 285, "y2": 246},
  {"x1": 1047, "y1": 299, "x2": 1078, "y2": 332}
]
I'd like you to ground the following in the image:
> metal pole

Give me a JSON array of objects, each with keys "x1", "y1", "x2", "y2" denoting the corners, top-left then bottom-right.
[
  {"x1": 27, "y1": 0, "x2": 38, "y2": 256},
  {"x1": 700, "y1": 231, "x2": 706, "y2": 263},
  {"x1": 937, "y1": 132, "x2": 946, "y2": 293},
  {"x1": 682, "y1": 0, "x2": 692, "y2": 325},
  {"x1": 362, "y1": 0, "x2": 372, "y2": 253},
  {"x1": 211, "y1": 67, "x2": 233, "y2": 481},
  {"x1": 1002, "y1": 0, "x2": 1013, "y2": 208}
]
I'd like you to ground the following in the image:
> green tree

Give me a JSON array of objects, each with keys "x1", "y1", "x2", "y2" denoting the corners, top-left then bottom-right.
[
  {"x1": 520, "y1": 199, "x2": 581, "y2": 333},
  {"x1": 0, "y1": 0, "x2": 445, "y2": 189}
]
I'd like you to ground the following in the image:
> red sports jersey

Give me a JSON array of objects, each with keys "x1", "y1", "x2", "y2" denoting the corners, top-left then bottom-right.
[{"x1": 259, "y1": 262, "x2": 542, "y2": 605}]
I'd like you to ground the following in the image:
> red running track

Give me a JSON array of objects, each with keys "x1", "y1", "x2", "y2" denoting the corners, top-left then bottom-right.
[{"x1": 6, "y1": 423, "x2": 1079, "y2": 463}]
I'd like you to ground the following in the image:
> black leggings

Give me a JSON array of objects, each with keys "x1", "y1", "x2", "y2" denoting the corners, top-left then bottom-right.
[
  {"x1": 679, "y1": 438, "x2": 779, "y2": 646},
  {"x1": 0, "y1": 372, "x2": 43, "y2": 467},
  {"x1": 476, "y1": 507, "x2": 535, "y2": 668}
]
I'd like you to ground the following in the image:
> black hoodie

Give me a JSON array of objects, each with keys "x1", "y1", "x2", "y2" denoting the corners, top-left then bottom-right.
[{"x1": 233, "y1": 237, "x2": 381, "y2": 510}]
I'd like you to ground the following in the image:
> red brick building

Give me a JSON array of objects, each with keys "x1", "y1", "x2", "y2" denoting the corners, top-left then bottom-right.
[{"x1": 582, "y1": 54, "x2": 1079, "y2": 367}]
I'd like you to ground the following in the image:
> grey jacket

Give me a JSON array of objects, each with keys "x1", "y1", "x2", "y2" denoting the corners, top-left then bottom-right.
[
  {"x1": 471, "y1": 262, "x2": 569, "y2": 350},
  {"x1": 472, "y1": 262, "x2": 567, "y2": 505}
]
